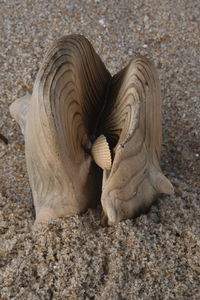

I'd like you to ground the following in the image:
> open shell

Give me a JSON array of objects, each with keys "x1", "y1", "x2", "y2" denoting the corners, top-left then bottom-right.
[
  {"x1": 9, "y1": 34, "x2": 174, "y2": 225},
  {"x1": 91, "y1": 135, "x2": 112, "y2": 170}
]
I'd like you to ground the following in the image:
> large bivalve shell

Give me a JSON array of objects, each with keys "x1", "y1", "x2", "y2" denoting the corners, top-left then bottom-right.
[
  {"x1": 9, "y1": 34, "x2": 174, "y2": 225},
  {"x1": 91, "y1": 135, "x2": 112, "y2": 170}
]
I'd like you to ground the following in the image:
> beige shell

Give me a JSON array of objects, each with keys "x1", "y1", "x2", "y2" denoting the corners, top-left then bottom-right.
[
  {"x1": 91, "y1": 135, "x2": 112, "y2": 170},
  {"x1": 9, "y1": 34, "x2": 174, "y2": 225},
  {"x1": 9, "y1": 35, "x2": 111, "y2": 224}
]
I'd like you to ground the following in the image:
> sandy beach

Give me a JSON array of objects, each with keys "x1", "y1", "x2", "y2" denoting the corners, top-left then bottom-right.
[{"x1": 0, "y1": 1, "x2": 199, "y2": 299}]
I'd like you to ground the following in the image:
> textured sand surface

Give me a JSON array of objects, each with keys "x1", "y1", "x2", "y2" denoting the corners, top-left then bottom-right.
[{"x1": 0, "y1": 0, "x2": 200, "y2": 299}]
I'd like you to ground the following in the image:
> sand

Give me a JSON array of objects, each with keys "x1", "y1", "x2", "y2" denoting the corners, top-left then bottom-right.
[{"x1": 0, "y1": 0, "x2": 199, "y2": 299}]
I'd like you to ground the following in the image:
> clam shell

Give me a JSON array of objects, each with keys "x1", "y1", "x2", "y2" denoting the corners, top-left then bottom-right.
[
  {"x1": 9, "y1": 34, "x2": 173, "y2": 226},
  {"x1": 91, "y1": 135, "x2": 112, "y2": 170}
]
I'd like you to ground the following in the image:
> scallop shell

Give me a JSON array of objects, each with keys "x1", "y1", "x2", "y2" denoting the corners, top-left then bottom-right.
[{"x1": 91, "y1": 135, "x2": 112, "y2": 170}]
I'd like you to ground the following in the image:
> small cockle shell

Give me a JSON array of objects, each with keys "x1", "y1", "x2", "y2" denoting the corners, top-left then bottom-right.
[{"x1": 91, "y1": 135, "x2": 112, "y2": 170}]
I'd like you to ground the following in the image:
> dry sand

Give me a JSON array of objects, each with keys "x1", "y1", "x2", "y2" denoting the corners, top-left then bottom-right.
[{"x1": 0, "y1": 0, "x2": 199, "y2": 299}]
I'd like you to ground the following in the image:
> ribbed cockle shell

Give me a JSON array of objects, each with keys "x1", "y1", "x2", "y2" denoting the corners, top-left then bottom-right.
[{"x1": 91, "y1": 135, "x2": 112, "y2": 170}]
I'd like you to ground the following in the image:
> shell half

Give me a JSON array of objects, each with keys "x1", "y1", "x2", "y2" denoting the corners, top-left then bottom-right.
[{"x1": 91, "y1": 135, "x2": 112, "y2": 170}]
